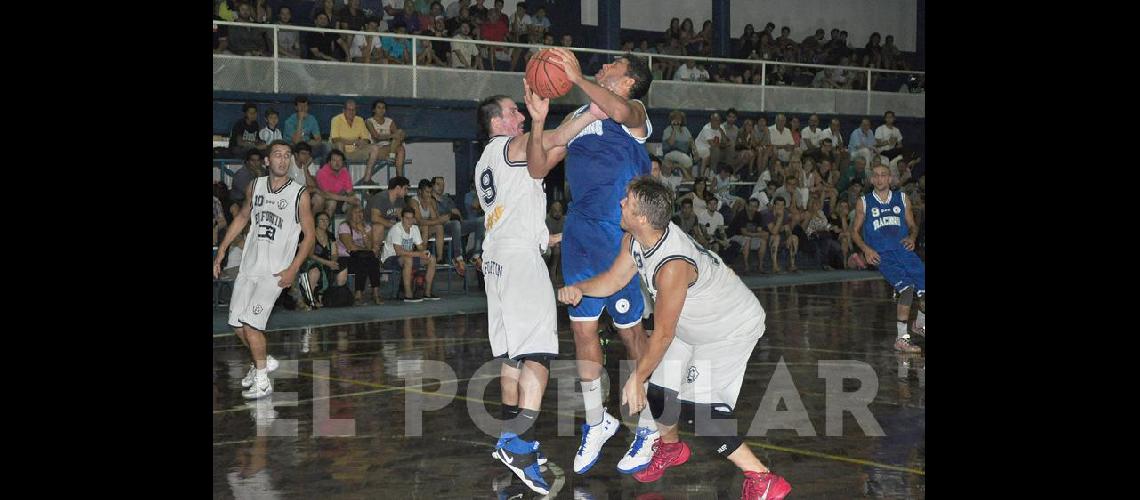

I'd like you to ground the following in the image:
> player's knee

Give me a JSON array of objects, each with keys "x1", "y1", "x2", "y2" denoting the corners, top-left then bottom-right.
[
  {"x1": 647, "y1": 383, "x2": 682, "y2": 427},
  {"x1": 692, "y1": 402, "x2": 744, "y2": 456},
  {"x1": 897, "y1": 286, "x2": 914, "y2": 307}
]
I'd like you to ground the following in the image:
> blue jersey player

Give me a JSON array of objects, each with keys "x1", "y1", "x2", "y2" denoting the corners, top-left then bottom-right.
[
  {"x1": 546, "y1": 47, "x2": 661, "y2": 476},
  {"x1": 853, "y1": 163, "x2": 926, "y2": 353}
]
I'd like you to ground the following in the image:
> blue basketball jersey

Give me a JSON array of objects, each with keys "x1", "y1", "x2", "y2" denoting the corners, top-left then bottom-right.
[
  {"x1": 565, "y1": 103, "x2": 653, "y2": 223},
  {"x1": 861, "y1": 190, "x2": 909, "y2": 253}
]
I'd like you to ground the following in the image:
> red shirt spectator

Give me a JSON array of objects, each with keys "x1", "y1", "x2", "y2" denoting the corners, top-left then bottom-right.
[
  {"x1": 316, "y1": 162, "x2": 354, "y2": 195},
  {"x1": 480, "y1": 10, "x2": 508, "y2": 42}
]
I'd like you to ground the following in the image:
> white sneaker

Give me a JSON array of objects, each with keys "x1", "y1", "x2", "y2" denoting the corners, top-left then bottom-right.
[
  {"x1": 240, "y1": 355, "x2": 279, "y2": 388},
  {"x1": 242, "y1": 371, "x2": 273, "y2": 399},
  {"x1": 573, "y1": 411, "x2": 619, "y2": 474},
  {"x1": 616, "y1": 426, "x2": 659, "y2": 474}
]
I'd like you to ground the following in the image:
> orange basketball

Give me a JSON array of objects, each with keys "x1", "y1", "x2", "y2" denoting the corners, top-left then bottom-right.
[{"x1": 525, "y1": 48, "x2": 573, "y2": 99}]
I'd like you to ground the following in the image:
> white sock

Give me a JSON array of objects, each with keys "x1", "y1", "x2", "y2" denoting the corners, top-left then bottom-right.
[
  {"x1": 256, "y1": 368, "x2": 268, "y2": 377},
  {"x1": 916, "y1": 310, "x2": 925, "y2": 328},
  {"x1": 581, "y1": 378, "x2": 604, "y2": 426},
  {"x1": 896, "y1": 321, "x2": 909, "y2": 340},
  {"x1": 638, "y1": 406, "x2": 657, "y2": 432}
]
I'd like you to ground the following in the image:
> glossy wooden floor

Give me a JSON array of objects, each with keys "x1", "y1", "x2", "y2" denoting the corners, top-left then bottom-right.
[{"x1": 213, "y1": 280, "x2": 925, "y2": 499}]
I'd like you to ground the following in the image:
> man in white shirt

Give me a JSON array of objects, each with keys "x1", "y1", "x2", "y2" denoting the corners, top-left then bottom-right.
[
  {"x1": 767, "y1": 113, "x2": 795, "y2": 165},
  {"x1": 381, "y1": 206, "x2": 439, "y2": 302},
  {"x1": 694, "y1": 112, "x2": 729, "y2": 178},
  {"x1": 817, "y1": 117, "x2": 849, "y2": 169},
  {"x1": 673, "y1": 60, "x2": 709, "y2": 82},
  {"x1": 875, "y1": 111, "x2": 905, "y2": 161},
  {"x1": 799, "y1": 114, "x2": 824, "y2": 154},
  {"x1": 287, "y1": 142, "x2": 327, "y2": 212},
  {"x1": 697, "y1": 197, "x2": 729, "y2": 253}
]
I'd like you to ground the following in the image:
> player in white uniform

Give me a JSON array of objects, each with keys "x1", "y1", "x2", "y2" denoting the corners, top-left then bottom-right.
[
  {"x1": 558, "y1": 176, "x2": 792, "y2": 499},
  {"x1": 477, "y1": 83, "x2": 605, "y2": 495},
  {"x1": 214, "y1": 140, "x2": 317, "y2": 400}
]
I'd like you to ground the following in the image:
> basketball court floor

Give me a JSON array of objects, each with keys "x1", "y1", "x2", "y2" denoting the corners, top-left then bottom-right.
[{"x1": 213, "y1": 279, "x2": 925, "y2": 499}]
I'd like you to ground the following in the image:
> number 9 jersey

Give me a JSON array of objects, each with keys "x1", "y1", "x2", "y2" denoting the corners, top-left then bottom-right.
[{"x1": 476, "y1": 135, "x2": 551, "y2": 253}]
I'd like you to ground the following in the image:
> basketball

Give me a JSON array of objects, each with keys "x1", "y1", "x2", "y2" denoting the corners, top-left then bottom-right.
[{"x1": 526, "y1": 49, "x2": 573, "y2": 99}]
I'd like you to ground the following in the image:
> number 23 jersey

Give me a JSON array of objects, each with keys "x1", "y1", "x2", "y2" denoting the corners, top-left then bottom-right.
[
  {"x1": 476, "y1": 135, "x2": 550, "y2": 252},
  {"x1": 240, "y1": 176, "x2": 306, "y2": 278}
]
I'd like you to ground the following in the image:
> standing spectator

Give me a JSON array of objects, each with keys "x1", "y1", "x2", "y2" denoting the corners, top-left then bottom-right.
[
  {"x1": 315, "y1": 149, "x2": 363, "y2": 217},
  {"x1": 408, "y1": 178, "x2": 450, "y2": 263},
  {"x1": 848, "y1": 117, "x2": 877, "y2": 167},
  {"x1": 229, "y1": 149, "x2": 265, "y2": 204},
  {"x1": 364, "y1": 99, "x2": 409, "y2": 179},
  {"x1": 276, "y1": 7, "x2": 302, "y2": 58},
  {"x1": 762, "y1": 197, "x2": 799, "y2": 273},
  {"x1": 768, "y1": 113, "x2": 795, "y2": 165},
  {"x1": 330, "y1": 99, "x2": 385, "y2": 185},
  {"x1": 694, "y1": 112, "x2": 729, "y2": 177},
  {"x1": 529, "y1": 5, "x2": 551, "y2": 38},
  {"x1": 229, "y1": 102, "x2": 262, "y2": 158},
  {"x1": 728, "y1": 197, "x2": 769, "y2": 274},
  {"x1": 661, "y1": 110, "x2": 695, "y2": 179},
  {"x1": 664, "y1": 17, "x2": 682, "y2": 40},
  {"x1": 305, "y1": 12, "x2": 341, "y2": 61},
  {"x1": 800, "y1": 29, "x2": 825, "y2": 62},
  {"x1": 883, "y1": 35, "x2": 905, "y2": 70},
  {"x1": 227, "y1": 2, "x2": 270, "y2": 56},
  {"x1": 257, "y1": 109, "x2": 283, "y2": 149},
  {"x1": 864, "y1": 32, "x2": 883, "y2": 66},
  {"x1": 775, "y1": 26, "x2": 796, "y2": 53},
  {"x1": 284, "y1": 96, "x2": 329, "y2": 163},
  {"x1": 736, "y1": 24, "x2": 756, "y2": 59},
  {"x1": 336, "y1": 204, "x2": 386, "y2": 305}
]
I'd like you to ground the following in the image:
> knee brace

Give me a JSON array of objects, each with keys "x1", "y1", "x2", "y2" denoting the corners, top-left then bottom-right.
[
  {"x1": 647, "y1": 383, "x2": 682, "y2": 427},
  {"x1": 897, "y1": 286, "x2": 914, "y2": 307},
  {"x1": 691, "y1": 402, "x2": 744, "y2": 457}
]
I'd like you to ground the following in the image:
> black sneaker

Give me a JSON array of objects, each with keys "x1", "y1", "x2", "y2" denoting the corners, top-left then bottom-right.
[
  {"x1": 404, "y1": 297, "x2": 423, "y2": 303},
  {"x1": 423, "y1": 294, "x2": 441, "y2": 301}
]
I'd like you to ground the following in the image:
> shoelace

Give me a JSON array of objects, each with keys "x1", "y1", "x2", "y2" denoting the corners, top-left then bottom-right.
[
  {"x1": 576, "y1": 422, "x2": 604, "y2": 455},
  {"x1": 644, "y1": 441, "x2": 672, "y2": 473},
  {"x1": 627, "y1": 429, "x2": 650, "y2": 457}
]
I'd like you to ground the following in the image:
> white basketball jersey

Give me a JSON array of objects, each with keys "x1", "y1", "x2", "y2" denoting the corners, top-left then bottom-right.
[
  {"x1": 239, "y1": 176, "x2": 306, "y2": 277},
  {"x1": 630, "y1": 222, "x2": 765, "y2": 344},
  {"x1": 476, "y1": 136, "x2": 549, "y2": 252}
]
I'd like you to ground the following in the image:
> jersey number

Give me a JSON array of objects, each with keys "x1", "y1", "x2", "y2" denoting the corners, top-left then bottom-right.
[
  {"x1": 480, "y1": 169, "x2": 496, "y2": 205},
  {"x1": 254, "y1": 195, "x2": 264, "y2": 207},
  {"x1": 258, "y1": 225, "x2": 276, "y2": 241}
]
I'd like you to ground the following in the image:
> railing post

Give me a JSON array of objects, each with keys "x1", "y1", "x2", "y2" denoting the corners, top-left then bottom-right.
[
  {"x1": 273, "y1": 25, "x2": 279, "y2": 93},
  {"x1": 760, "y1": 62, "x2": 766, "y2": 112},
  {"x1": 866, "y1": 69, "x2": 872, "y2": 115},
  {"x1": 417, "y1": 34, "x2": 421, "y2": 99}
]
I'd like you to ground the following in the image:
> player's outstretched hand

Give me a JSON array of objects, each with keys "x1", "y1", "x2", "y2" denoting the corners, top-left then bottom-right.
[
  {"x1": 547, "y1": 47, "x2": 583, "y2": 84},
  {"x1": 557, "y1": 285, "x2": 582, "y2": 306},
  {"x1": 523, "y1": 79, "x2": 549, "y2": 122},
  {"x1": 864, "y1": 248, "x2": 880, "y2": 266}
]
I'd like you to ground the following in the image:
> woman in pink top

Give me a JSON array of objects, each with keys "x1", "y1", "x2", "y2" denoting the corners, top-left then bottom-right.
[{"x1": 337, "y1": 204, "x2": 385, "y2": 305}]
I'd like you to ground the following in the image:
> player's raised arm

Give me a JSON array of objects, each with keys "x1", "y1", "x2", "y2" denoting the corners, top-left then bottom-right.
[
  {"x1": 557, "y1": 234, "x2": 639, "y2": 305},
  {"x1": 547, "y1": 47, "x2": 647, "y2": 135}
]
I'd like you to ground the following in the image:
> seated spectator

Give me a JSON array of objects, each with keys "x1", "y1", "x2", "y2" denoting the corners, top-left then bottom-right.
[
  {"x1": 789, "y1": 116, "x2": 803, "y2": 150},
  {"x1": 817, "y1": 118, "x2": 850, "y2": 169},
  {"x1": 841, "y1": 177, "x2": 865, "y2": 211},
  {"x1": 529, "y1": 5, "x2": 551, "y2": 40},
  {"x1": 350, "y1": 18, "x2": 385, "y2": 63},
  {"x1": 257, "y1": 109, "x2": 283, "y2": 151},
  {"x1": 711, "y1": 164, "x2": 745, "y2": 213},
  {"x1": 661, "y1": 110, "x2": 695, "y2": 179},
  {"x1": 312, "y1": 0, "x2": 340, "y2": 29},
  {"x1": 545, "y1": 200, "x2": 564, "y2": 280},
  {"x1": 800, "y1": 28, "x2": 826, "y2": 62},
  {"x1": 288, "y1": 142, "x2": 326, "y2": 211},
  {"x1": 276, "y1": 7, "x2": 302, "y2": 58},
  {"x1": 673, "y1": 59, "x2": 710, "y2": 82},
  {"x1": 773, "y1": 174, "x2": 807, "y2": 210},
  {"x1": 213, "y1": 5, "x2": 229, "y2": 54},
  {"x1": 381, "y1": 23, "x2": 413, "y2": 65},
  {"x1": 527, "y1": 32, "x2": 555, "y2": 60},
  {"x1": 462, "y1": 173, "x2": 486, "y2": 265},
  {"x1": 800, "y1": 114, "x2": 824, "y2": 155},
  {"x1": 229, "y1": 102, "x2": 262, "y2": 158},
  {"x1": 803, "y1": 196, "x2": 844, "y2": 270},
  {"x1": 227, "y1": 2, "x2": 270, "y2": 56},
  {"x1": 768, "y1": 113, "x2": 796, "y2": 165},
  {"x1": 816, "y1": 159, "x2": 841, "y2": 207},
  {"x1": 305, "y1": 12, "x2": 342, "y2": 61},
  {"x1": 659, "y1": 36, "x2": 685, "y2": 80},
  {"x1": 650, "y1": 155, "x2": 683, "y2": 195},
  {"x1": 720, "y1": 108, "x2": 751, "y2": 172},
  {"x1": 445, "y1": 0, "x2": 470, "y2": 18},
  {"x1": 446, "y1": 3, "x2": 476, "y2": 35},
  {"x1": 507, "y1": 1, "x2": 532, "y2": 70},
  {"x1": 382, "y1": 206, "x2": 440, "y2": 302},
  {"x1": 680, "y1": 176, "x2": 712, "y2": 213},
  {"x1": 697, "y1": 196, "x2": 729, "y2": 253},
  {"x1": 673, "y1": 198, "x2": 709, "y2": 248},
  {"x1": 408, "y1": 178, "x2": 450, "y2": 264},
  {"x1": 882, "y1": 35, "x2": 906, "y2": 70},
  {"x1": 828, "y1": 198, "x2": 854, "y2": 265},
  {"x1": 728, "y1": 197, "x2": 769, "y2": 274},
  {"x1": 848, "y1": 117, "x2": 877, "y2": 167},
  {"x1": 337, "y1": 204, "x2": 386, "y2": 305},
  {"x1": 762, "y1": 197, "x2": 799, "y2": 273},
  {"x1": 875, "y1": 111, "x2": 909, "y2": 165},
  {"x1": 450, "y1": 22, "x2": 482, "y2": 69},
  {"x1": 480, "y1": 5, "x2": 511, "y2": 70},
  {"x1": 837, "y1": 156, "x2": 863, "y2": 193},
  {"x1": 432, "y1": 176, "x2": 480, "y2": 268},
  {"x1": 426, "y1": 16, "x2": 452, "y2": 64},
  {"x1": 750, "y1": 180, "x2": 779, "y2": 209},
  {"x1": 213, "y1": 194, "x2": 228, "y2": 247},
  {"x1": 775, "y1": 26, "x2": 797, "y2": 53},
  {"x1": 298, "y1": 211, "x2": 348, "y2": 308},
  {"x1": 366, "y1": 175, "x2": 411, "y2": 253},
  {"x1": 694, "y1": 112, "x2": 729, "y2": 177},
  {"x1": 735, "y1": 118, "x2": 762, "y2": 174},
  {"x1": 229, "y1": 149, "x2": 264, "y2": 204},
  {"x1": 364, "y1": 100, "x2": 409, "y2": 179},
  {"x1": 469, "y1": 0, "x2": 489, "y2": 20},
  {"x1": 392, "y1": 1, "x2": 423, "y2": 33},
  {"x1": 340, "y1": 0, "x2": 369, "y2": 31},
  {"x1": 284, "y1": 96, "x2": 330, "y2": 164},
  {"x1": 315, "y1": 149, "x2": 363, "y2": 217},
  {"x1": 804, "y1": 137, "x2": 839, "y2": 167},
  {"x1": 329, "y1": 99, "x2": 386, "y2": 185},
  {"x1": 419, "y1": 1, "x2": 445, "y2": 32}
]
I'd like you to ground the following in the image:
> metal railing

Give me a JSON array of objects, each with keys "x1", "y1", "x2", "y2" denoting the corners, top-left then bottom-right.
[{"x1": 214, "y1": 20, "x2": 925, "y2": 113}]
